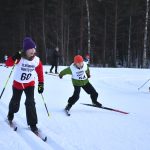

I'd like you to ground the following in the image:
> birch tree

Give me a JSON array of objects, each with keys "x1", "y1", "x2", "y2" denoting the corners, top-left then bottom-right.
[
  {"x1": 113, "y1": 0, "x2": 118, "y2": 67},
  {"x1": 143, "y1": 0, "x2": 149, "y2": 68},
  {"x1": 85, "y1": 0, "x2": 91, "y2": 57},
  {"x1": 127, "y1": 16, "x2": 132, "y2": 67},
  {"x1": 42, "y1": 0, "x2": 47, "y2": 64}
]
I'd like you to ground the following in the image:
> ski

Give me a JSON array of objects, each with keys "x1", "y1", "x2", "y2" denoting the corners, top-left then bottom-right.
[
  {"x1": 81, "y1": 103, "x2": 129, "y2": 114},
  {"x1": 32, "y1": 130, "x2": 47, "y2": 142},
  {"x1": 64, "y1": 109, "x2": 71, "y2": 116},
  {"x1": 6, "y1": 120, "x2": 17, "y2": 131},
  {"x1": 6, "y1": 119, "x2": 47, "y2": 141},
  {"x1": 45, "y1": 71, "x2": 59, "y2": 76}
]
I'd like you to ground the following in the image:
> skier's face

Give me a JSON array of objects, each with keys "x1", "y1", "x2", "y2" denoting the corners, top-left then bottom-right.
[
  {"x1": 26, "y1": 48, "x2": 36, "y2": 58},
  {"x1": 76, "y1": 62, "x2": 84, "y2": 69}
]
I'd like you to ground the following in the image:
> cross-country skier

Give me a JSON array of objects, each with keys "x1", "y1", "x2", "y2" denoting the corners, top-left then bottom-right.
[
  {"x1": 5, "y1": 37, "x2": 44, "y2": 133},
  {"x1": 50, "y1": 47, "x2": 60, "y2": 74},
  {"x1": 59, "y1": 55, "x2": 102, "y2": 112}
]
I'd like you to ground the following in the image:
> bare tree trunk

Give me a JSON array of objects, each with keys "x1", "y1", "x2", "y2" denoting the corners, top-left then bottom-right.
[
  {"x1": 42, "y1": 0, "x2": 47, "y2": 64},
  {"x1": 127, "y1": 16, "x2": 132, "y2": 67},
  {"x1": 61, "y1": 0, "x2": 64, "y2": 65},
  {"x1": 113, "y1": 0, "x2": 118, "y2": 67},
  {"x1": 66, "y1": 21, "x2": 70, "y2": 65},
  {"x1": 85, "y1": 0, "x2": 91, "y2": 58},
  {"x1": 56, "y1": 6, "x2": 59, "y2": 46},
  {"x1": 19, "y1": 0, "x2": 26, "y2": 47},
  {"x1": 63, "y1": 21, "x2": 67, "y2": 65},
  {"x1": 103, "y1": 8, "x2": 107, "y2": 67},
  {"x1": 80, "y1": 1, "x2": 84, "y2": 53},
  {"x1": 143, "y1": 0, "x2": 149, "y2": 68}
]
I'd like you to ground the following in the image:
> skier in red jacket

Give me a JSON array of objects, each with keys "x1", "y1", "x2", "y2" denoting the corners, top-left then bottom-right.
[{"x1": 5, "y1": 37, "x2": 44, "y2": 133}]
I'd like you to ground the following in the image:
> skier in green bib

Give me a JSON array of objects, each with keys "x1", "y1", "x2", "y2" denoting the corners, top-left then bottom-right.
[{"x1": 59, "y1": 55, "x2": 102, "y2": 112}]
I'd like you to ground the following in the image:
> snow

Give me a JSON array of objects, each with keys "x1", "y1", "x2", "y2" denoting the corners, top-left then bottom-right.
[{"x1": 0, "y1": 65, "x2": 150, "y2": 150}]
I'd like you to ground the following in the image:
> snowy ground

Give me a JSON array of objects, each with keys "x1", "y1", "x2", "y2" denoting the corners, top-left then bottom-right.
[{"x1": 0, "y1": 64, "x2": 150, "y2": 150}]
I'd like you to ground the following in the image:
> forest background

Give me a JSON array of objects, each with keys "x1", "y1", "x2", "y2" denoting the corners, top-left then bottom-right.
[{"x1": 0, "y1": 0, "x2": 149, "y2": 68}]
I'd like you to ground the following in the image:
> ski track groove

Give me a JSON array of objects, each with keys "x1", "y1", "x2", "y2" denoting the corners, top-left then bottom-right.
[
  {"x1": 0, "y1": 101, "x2": 67, "y2": 150},
  {"x1": 0, "y1": 104, "x2": 48, "y2": 150}
]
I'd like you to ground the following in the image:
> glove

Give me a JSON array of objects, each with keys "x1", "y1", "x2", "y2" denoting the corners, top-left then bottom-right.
[
  {"x1": 59, "y1": 74, "x2": 63, "y2": 79},
  {"x1": 87, "y1": 73, "x2": 91, "y2": 78},
  {"x1": 12, "y1": 51, "x2": 21, "y2": 61},
  {"x1": 38, "y1": 82, "x2": 44, "y2": 94}
]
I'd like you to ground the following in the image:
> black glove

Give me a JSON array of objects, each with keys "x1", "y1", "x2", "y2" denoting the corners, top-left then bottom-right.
[
  {"x1": 12, "y1": 51, "x2": 21, "y2": 61},
  {"x1": 38, "y1": 82, "x2": 44, "y2": 94},
  {"x1": 59, "y1": 74, "x2": 63, "y2": 79},
  {"x1": 87, "y1": 73, "x2": 91, "y2": 78}
]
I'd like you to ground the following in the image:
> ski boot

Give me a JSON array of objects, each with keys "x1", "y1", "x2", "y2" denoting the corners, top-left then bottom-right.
[{"x1": 93, "y1": 101, "x2": 102, "y2": 107}]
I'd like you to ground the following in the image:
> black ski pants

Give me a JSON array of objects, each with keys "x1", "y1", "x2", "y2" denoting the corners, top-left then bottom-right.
[
  {"x1": 68, "y1": 82, "x2": 98, "y2": 106},
  {"x1": 8, "y1": 86, "x2": 37, "y2": 126},
  {"x1": 50, "y1": 63, "x2": 58, "y2": 73}
]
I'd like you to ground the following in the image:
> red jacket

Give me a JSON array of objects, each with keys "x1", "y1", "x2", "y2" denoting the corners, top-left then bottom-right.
[{"x1": 5, "y1": 57, "x2": 44, "y2": 90}]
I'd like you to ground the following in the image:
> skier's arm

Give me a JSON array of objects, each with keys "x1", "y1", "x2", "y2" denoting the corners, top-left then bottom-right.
[
  {"x1": 5, "y1": 57, "x2": 20, "y2": 67},
  {"x1": 59, "y1": 67, "x2": 72, "y2": 78},
  {"x1": 35, "y1": 60, "x2": 44, "y2": 94},
  {"x1": 86, "y1": 66, "x2": 90, "y2": 78},
  {"x1": 5, "y1": 52, "x2": 21, "y2": 67},
  {"x1": 35, "y1": 60, "x2": 44, "y2": 83}
]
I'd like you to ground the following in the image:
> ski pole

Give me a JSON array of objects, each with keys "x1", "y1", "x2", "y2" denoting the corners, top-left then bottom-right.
[
  {"x1": 0, "y1": 59, "x2": 17, "y2": 99},
  {"x1": 41, "y1": 94, "x2": 50, "y2": 117},
  {"x1": 138, "y1": 78, "x2": 150, "y2": 91}
]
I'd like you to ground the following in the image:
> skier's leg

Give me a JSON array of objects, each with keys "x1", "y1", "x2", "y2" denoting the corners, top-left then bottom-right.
[
  {"x1": 8, "y1": 87, "x2": 23, "y2": 121},
  {"x1": 50, "y1": 65, "x2": 54, "y2": 73},
  {"x1": 55, "y1": 64, "x2": 58, "y2": 74},
  {"x1": 82, "y1": 82, "x2": 102, "y2": 107},
  {"x1": 24, "y1": 86, "x2": 38, "y2": 132},
  {"x1": 65, "y1": 86, "x2": 81, "y2": 111}
]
